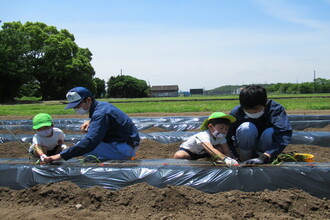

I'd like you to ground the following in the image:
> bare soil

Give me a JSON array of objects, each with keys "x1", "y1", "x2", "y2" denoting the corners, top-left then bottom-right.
[{"x1": 0, "y1": 111, "x2": 329, "y2": 219}]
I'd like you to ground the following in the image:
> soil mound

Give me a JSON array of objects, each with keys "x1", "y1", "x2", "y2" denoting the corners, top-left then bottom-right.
[{"x1": 0, "y1": 181, "x2": 329, "y2": 219}]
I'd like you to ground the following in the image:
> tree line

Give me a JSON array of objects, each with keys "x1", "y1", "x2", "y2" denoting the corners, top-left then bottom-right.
[
  {"x1": 207, "y1": 79, "x2": 330, "y2": 95},
  {"x1": 0, "y1": 21, "x2": 149, "y2": 102},
  {"x1": 266, "y1": 78, "x2": 330, "y2": 94}
]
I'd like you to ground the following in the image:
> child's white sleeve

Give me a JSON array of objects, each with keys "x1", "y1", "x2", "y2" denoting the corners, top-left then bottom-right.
[
  {"x1": 28, "y1": 143, "x2": 35, "y2": 153},
  {"x1": 57, "y1": 129, "x2": 67, "y2": 150},
  {"x1": 195, "y1": 132, "x2": 211, "y2": 144},
  {"x1": 55, "y1": 128, "x2": 65, "y2": 140},
  {"x1": 29, "y1": 135, "x2": 39, "y2": 153},
  {"x1": 60, "y1": 131, "x2": 65, "y2": 140},
  {"x1": 32, "y1": 134, "x2": 39, "y2": 145}
]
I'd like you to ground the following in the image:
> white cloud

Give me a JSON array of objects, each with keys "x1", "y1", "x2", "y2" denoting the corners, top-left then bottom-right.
[{"x1": 252, "y1": 0, "x2": 329, "y2": 30}]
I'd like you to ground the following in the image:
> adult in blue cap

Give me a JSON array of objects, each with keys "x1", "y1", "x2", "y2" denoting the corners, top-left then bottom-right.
[{"x1": 44, "y1": 86, "x2": 140, "y2": 163}]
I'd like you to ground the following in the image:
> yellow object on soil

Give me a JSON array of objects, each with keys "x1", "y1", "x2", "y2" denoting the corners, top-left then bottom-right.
[{"x1": 294, "y1": 153, "x2": 314, "y2": 162}]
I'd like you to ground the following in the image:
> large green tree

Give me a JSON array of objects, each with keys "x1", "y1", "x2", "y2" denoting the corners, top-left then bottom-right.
[
  {"x1": 0, "y1": 21, "x2": 95, "y2": 101},
  {"x1": 0, "y1": 22, "x2": 30, "y2": 102},
  {"x1": 93, "y1": 77, "x2": 106, "y2": 98},
  {"x1": 107, "y1": 75, "x2": 149, "y2": 98}
]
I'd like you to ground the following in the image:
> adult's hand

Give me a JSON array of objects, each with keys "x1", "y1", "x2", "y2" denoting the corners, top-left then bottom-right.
[
  {"x1": 80, "y1": 120, "x2": 90, "y2": 134},
  {"x1": 241, "y1": 154, "x2": 269, "y2": 166},
  {"x1": 44, "y1": 154, "x2": 62, "y2": 163}
]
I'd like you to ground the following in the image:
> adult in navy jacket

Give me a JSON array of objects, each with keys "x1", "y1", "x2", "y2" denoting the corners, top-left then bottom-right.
[
  {"x1": 226, "y1": 85, "x2": 292, "y2": 165},
  {"x1": 45, "y1": 87, "x2": 140, "y2": 163}
]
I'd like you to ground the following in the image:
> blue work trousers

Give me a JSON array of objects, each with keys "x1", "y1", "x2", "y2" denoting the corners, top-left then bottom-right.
[
  {"x1": 84, "y1": 142, "x2": 137, "y2": 160},
  {"x1": 235, "y1": 122, "x2": 273, "y2": 161}
]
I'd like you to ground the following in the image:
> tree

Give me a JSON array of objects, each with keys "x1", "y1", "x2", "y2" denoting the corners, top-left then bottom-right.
[
  {"x1": 314, "y1": 78, "x2": 330, "y2": 93},
  {"x1": 93, "y1": 77, "x2": 106, "y2": 98},
  {"x1": 17, "y1": 81, "x2": 41, "y2": 98},
  {"x1": 278, "y1": 83, "x2": 292, "y2": 94},
  {"x1": 299, "y1": 82, "x2": 313, "y2": 94},
  {"x1": 0, "y1": 22, "x2": 30, "y2": 102},
  {"x1": 266, "y1": 83, "x2": 282, "y2": 93},
  {"x1": 107, "y1": 75, "x2": 149, "y2": 98},
  {"x1": 0, "y1": 21, "x2": 96, "y2": 101},
  {"x1": 286, "y1": 84, "x2": 300, "y2": 94}
]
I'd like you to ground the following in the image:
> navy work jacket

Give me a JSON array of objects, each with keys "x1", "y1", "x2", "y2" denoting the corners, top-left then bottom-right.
[
  {"x1": 61, "y1": 100, "x2": 140, "y2": 160},
  {"x1": 226, "y1": 99, "x2": 292, "y2": 157}
]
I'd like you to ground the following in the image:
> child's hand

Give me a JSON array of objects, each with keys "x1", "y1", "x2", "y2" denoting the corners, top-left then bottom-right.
[
  {"x1": 224, "y1": 157, "x2": 239, "y2": 166},
  {"x1": 61, "y1": 144, "x2": 68, "y2": 150},
  {"x1": 214, "y1": 159, "x2": 225, "y2": 164},
  {"x1": 40, "y1": 154, "x2": 47, "y2": 162}
]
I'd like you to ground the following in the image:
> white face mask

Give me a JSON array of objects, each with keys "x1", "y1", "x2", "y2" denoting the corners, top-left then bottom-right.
[
  {"x1": 38, "y1": 128, "x2": 53, "y2": 137},
  {"x1": 244, "y1": 110, "x2": 264, "y2": 119},
  {"x1": 74, "y1": 107, "x2": 89, "y2": 115},
  {"x1": 212, "y1": 130, "x2": 225, "y2": 139}
]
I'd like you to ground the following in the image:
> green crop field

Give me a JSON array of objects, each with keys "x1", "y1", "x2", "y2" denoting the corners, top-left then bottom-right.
[{"x1": 0, "y1": 94, "x2": 329, "y2": 116}]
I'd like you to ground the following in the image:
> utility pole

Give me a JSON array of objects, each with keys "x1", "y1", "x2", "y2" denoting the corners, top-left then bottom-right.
[
  {"x1": 120, "y1": 69, "x2": 123, "y2": 97},
  {"x1": 313, "y1": 70, "x2": 316, "y2": 93}
]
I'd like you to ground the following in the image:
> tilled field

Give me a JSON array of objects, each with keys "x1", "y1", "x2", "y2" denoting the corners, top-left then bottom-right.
[{"x1": 0, "y1": 111, "x2": 329, "y2": 219}]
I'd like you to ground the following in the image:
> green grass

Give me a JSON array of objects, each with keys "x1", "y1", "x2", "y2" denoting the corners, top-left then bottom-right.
[
  {"x1": 0, "y1": 103, "x2": 75, "y2": 116},
  {"x1": 1, "y1": 94, "x2": 329, "y2": 116},
  {"x1": 112, "y1": 100, "x2": 238, "y2": 113},
  {"x1": 274, "y1": 97, "x2": 330, "y2": 110}
]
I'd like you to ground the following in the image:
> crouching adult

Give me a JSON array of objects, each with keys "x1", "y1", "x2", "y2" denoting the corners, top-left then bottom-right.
[
  {"x1": 44, "y1": 87, "x2": 140, "y2": 163},
  {"x1": 226, "y1": 85, "x2": 292, "y2": 165}
]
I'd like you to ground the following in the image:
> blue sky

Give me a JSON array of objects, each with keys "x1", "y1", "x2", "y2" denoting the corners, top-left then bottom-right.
[{"x1": 1, "y1": 0, "x2": 330, "y2": 91}]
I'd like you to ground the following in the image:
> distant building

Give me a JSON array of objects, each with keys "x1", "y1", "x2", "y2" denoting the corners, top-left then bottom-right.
[
  {"x1": 204, "y1": 87, "x2": 243, "y2": 95},
  {"x1": 233, "y1": 88, "x2": 242, "y2": 95},
  {"x1": 150, "y1": 85, "x2": 179, "y2": 97},
  {"x1": 190, "y1": 89, "x2": 204, "y2": 95}
]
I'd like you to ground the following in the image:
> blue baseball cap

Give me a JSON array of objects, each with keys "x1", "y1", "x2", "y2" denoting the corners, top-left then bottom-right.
[{"x1": 65, "y1": 87, "x2": 93, "y2": 109}]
